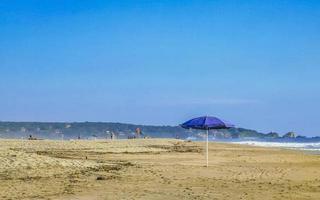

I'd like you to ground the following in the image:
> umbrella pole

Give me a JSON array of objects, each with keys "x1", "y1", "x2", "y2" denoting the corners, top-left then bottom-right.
[{"x1": 206, "y1": 129, "x2": 209, "y2": 167}]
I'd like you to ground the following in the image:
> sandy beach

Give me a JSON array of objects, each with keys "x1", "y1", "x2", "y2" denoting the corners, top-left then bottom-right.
[{"x1": 0, "y1": 139, "x2": 319, "y2": 200}]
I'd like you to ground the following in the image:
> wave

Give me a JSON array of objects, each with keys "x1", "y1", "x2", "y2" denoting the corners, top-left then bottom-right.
[{"x1": 231, "y1": 141, "x2": 320, "y2": 151}]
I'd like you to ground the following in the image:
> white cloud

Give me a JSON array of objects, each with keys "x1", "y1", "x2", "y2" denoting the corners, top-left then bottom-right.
[
  {"x1": 186, "y1": 98, "x2": 262, "y2": 105},
  {"x1": 138, "y1": 97, "x2": 263, "y2": 107}
]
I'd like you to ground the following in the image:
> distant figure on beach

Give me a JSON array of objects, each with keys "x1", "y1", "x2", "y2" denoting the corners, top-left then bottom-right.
[
  {"x1": 135, "y1": 128, "x2": 141, "y2": 138},
  {"x1": 111, "y1": 132, "x2": 115, "y2": 140},
  {"x1": 28, "y1": 135, "x2": 36, "y2": 140}
]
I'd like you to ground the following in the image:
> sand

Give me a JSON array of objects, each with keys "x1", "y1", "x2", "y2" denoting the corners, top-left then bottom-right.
[{"x1": 0, "y1": 139, "x2": 319, "y2": 200}]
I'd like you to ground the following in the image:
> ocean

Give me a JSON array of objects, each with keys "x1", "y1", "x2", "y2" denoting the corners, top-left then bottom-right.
[
  {"x1": 229, "y1": 137, "x2": 320, "y2": 153},
  {"x1": 231, "y1": 140, "x2": 320, "y2": 152},
  {"x1": 186, "y1": 137, "x2": 320, "y2": 153}
]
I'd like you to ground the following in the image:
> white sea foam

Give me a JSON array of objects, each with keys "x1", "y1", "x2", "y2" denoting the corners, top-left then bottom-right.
[{"x1": 231, "y1": 141, "x2": 320, "y2": 151}]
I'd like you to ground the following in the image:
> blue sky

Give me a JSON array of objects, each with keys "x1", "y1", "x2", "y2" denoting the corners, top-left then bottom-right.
[{"x1": 0, "y1": 0, "x2": 320, "y2": 136}]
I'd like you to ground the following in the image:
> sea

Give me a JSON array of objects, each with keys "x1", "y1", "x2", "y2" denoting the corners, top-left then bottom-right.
[
  {"x1": 231, "y1": 140, "x2": 320, "y2": 153},
  {"x1": 186, "y1": 137, "x2": 320, "y2": 153}
]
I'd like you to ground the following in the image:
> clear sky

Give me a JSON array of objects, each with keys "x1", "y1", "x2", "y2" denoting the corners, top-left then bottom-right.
[{"x1": 1, "y1": 0, "x2": 320, "y2": 136}]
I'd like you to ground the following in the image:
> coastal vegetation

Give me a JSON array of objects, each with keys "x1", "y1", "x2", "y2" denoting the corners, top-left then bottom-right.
[{"x1": 0, "y1": 121, "x2": 311, "y2": 140}]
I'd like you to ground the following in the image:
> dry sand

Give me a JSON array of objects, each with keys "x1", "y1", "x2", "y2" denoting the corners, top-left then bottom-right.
[{"x1": 0, "y1": 139, "x2": 319, "y2": 200}]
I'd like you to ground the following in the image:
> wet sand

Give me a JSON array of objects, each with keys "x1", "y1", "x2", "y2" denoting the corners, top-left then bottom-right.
[{"x1": 0, "y1": 139, "x2": 319, "y2": 200}]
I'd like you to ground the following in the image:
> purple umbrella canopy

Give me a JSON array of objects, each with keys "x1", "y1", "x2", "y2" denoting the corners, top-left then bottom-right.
[{"x1": 181, "y1": 116, "x2": 234, "y2": 130}]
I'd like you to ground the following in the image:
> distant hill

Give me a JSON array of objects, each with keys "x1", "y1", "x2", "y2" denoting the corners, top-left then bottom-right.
[{"x1": 0, "y1": 121, "x2": 292, "y2": 140}]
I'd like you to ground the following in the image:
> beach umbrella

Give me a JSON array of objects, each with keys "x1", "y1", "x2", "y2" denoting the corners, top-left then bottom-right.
[{"x1": 181, "y1": 116, "x2": 234, "y2": 167}]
